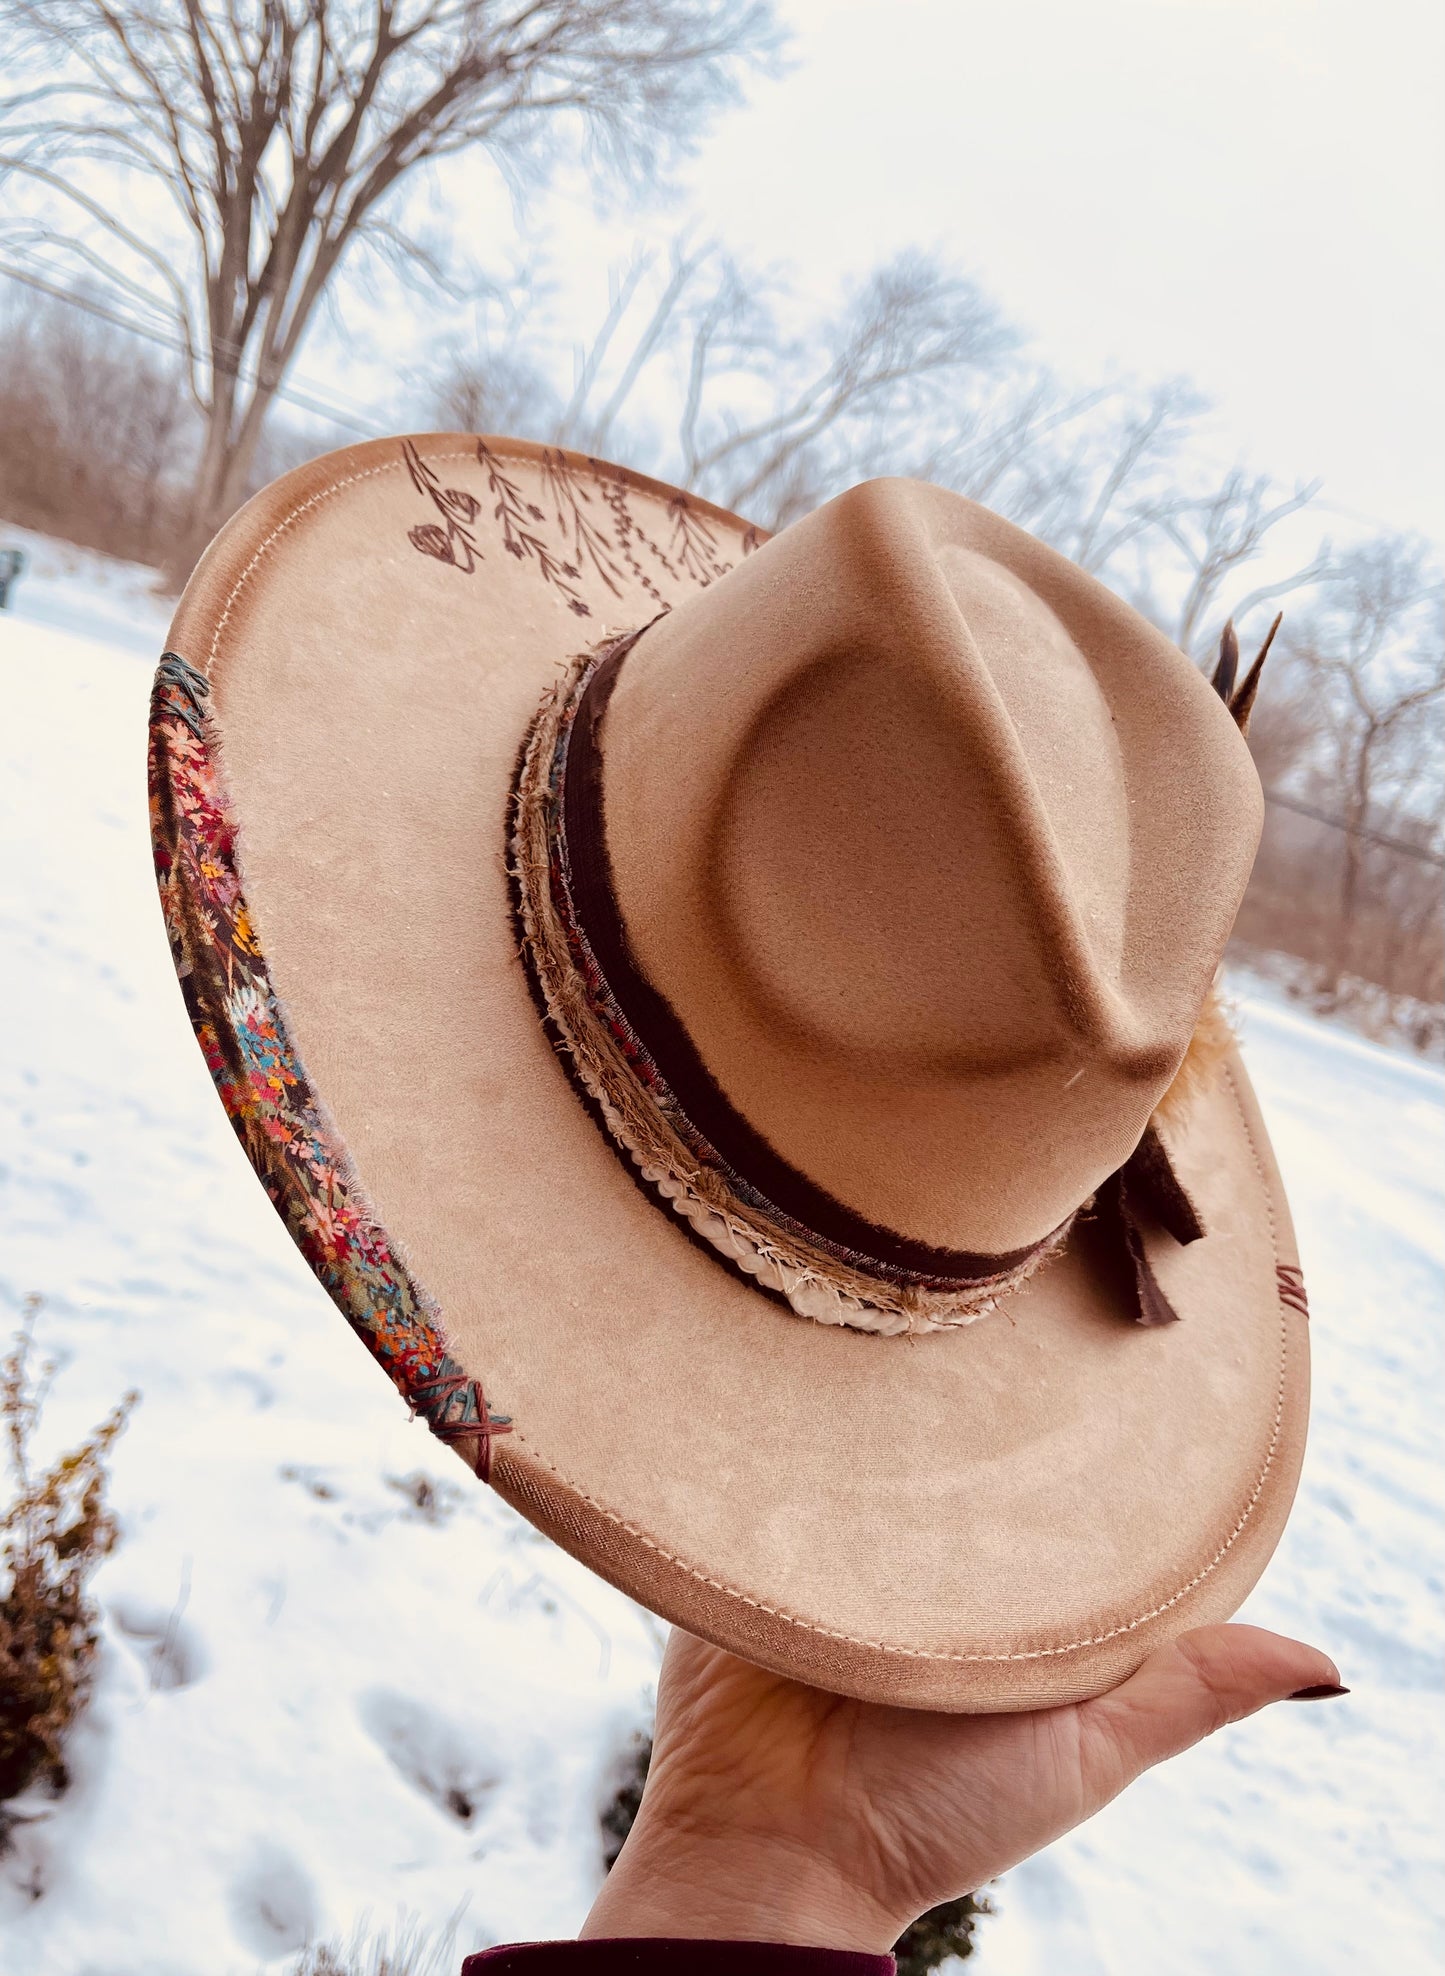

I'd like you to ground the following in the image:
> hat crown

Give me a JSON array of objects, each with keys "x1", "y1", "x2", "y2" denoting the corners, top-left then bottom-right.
[
  {"x1": 708, "y1": 542, "x2": 1137, "y2": 1074},
  {"x1": 599, "y1": 478, "x2": 1263, "y2": 1254}
]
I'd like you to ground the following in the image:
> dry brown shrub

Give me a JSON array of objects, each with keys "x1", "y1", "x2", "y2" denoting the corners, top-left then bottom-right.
[
  {"x1": 290, "y1": 1915, "x2": 459, "y2": 1976},
  {"x1": 0, "y1": 1296, "x2": 137, "y2": 1804},
  {"x1": 0, "y1": 290, "x2": 194, "y2": 569}
]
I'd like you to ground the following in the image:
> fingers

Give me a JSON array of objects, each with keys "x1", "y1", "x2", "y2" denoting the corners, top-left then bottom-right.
[{"x1": 1076, "y1": 1624, "x2": 1342, "y2": 1805}]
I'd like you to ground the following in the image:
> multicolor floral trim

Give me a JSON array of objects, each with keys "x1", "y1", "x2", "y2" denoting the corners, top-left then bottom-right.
[{"x1": 147, "y1": 652, "x2": 512, "y2": 1480}]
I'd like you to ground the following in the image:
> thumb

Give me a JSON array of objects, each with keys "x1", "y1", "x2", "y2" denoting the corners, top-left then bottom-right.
[{"x1": 1075, "y1": 1624, "x2": 1342, "y2": 1805}]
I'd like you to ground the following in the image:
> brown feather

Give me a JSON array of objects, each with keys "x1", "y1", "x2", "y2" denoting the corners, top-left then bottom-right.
[
  {"x1": 1229, "y1": 610, "x2": 1282, "y2": 735},
  {"x1": 1212, "y1": 619, "x2": 1240, "y2": 702},
  {"x1": 1153, "y1": 977, "x2": 1237, "y2": 1130}
]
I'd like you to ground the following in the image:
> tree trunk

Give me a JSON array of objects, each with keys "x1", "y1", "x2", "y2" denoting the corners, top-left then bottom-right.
[
  {"x1": 165, "y1": 380, "x2": 237, "y2": 590},
  {"x1": 1324, "y1": 731, "x2": 1377, "y2": 1000},
  {"x1": 165, "y1": 371, "x2": 276, "y2": 591}
]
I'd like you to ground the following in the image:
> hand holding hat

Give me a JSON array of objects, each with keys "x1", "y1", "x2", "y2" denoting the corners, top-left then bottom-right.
[{"x1": 585, "y1": 1624, "x2": 1345, "y2": 1954}]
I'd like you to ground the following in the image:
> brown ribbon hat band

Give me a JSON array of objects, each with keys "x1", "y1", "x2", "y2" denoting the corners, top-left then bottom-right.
[{"x1": 512, "y1": 625, "x2": 1206, "y2": 1334}]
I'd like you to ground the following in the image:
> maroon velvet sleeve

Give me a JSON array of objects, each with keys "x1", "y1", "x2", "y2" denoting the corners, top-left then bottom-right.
[{"x1": 461, "y1": 1943, "x2": 895, "y2": 1974}]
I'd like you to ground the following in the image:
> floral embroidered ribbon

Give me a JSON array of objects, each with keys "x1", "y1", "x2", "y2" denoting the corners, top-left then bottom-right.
[
  {"x1": 511, "y1": 630, "x2": 1207, "y2": 1336},
  {"x1": 151, "y1": 651, "x2": 514, "y2": 1478}
]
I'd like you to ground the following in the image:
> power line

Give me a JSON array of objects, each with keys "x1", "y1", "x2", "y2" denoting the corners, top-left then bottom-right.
[
  {"x1": 1262, "y1": 787, "x2": 1444, "y2": 867},
  {"x1": 0, "y1": 257, "x2": 390, "y2": 438}
]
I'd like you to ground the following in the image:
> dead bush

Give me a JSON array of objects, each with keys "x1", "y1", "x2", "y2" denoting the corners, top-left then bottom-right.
[
  {"x1": 894, "y1": 1893, "x2": 995, "y2": 1972},
  {"x1": 0, "y1": 289, "x2": 194, "y2": 568},
  {"x1": 0, "y1": 280, "x2": 348, "y2": 574},
  {"x1": 0, "y1": 1296, "x2": 137, "y2": 1804},
  {"x1": 290, "y1": 1915, "x2": 459, "y2": 1976}
]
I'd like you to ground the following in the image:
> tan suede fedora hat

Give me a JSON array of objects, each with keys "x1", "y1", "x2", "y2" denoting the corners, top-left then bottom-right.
[{"x1": 148, "y1": 434, "x2": 1310, "y2": 1712}]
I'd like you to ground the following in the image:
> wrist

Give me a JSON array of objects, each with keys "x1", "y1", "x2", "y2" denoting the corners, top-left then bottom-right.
[{"x1": 580, "y1": 1806, "x2": 902, "y2": 1952}]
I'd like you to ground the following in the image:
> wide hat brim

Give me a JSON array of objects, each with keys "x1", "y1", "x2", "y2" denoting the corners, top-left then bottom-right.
[{"x1": 151, "y1": 434, "x2": 1310, "y2": 1712}]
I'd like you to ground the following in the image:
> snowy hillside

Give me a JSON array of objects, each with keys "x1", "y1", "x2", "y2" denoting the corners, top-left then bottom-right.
[{"x1": 1, "y1": 548, "x2": 1442, "y2": 1976}]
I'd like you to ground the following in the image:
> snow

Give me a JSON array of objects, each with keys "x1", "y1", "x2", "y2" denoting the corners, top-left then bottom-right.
[
  {"x1": 1, "y1": 552, "x2": 1442, "y2": 1975},
  {"x1": 0, "y1": 527, "x2": 172, "y2": 655}
]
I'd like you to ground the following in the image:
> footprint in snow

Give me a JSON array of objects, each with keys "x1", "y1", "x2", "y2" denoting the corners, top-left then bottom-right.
[
  {"x1": 227, "y1": 1839, "x2": 320, "y2": 1957},
  {"x1": 358, "y1": 1687, "x2": 504, "y2": 1827},
  {"x1": 108, "y1": 1596, "x2": 209, "y2": 1691}
]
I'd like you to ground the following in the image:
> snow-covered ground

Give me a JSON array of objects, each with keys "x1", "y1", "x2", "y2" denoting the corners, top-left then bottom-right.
[
  {"x1": 0, "y1": 526, "x2": 175, "y2": 656},
  {"x1": 1, "y1": 543, "x2": 1442, "y2": 1976}
]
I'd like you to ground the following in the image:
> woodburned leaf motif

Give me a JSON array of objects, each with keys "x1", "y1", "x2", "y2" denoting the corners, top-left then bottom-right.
[
  {"x1": 611, "y1": 482, "x2": 682, "y2": 586},
  {"x1": 476, "y1": 439, "x2": 592, "y2": 616},
  {"x1": 542, "y1": 449, "x2": 626, "y2": 599},
  {"x1": 438, "y1": 487, "x2": 481, "y2": 523},
  {"x1": 409, "y1": 522, "x2": 455, "y2": 564},
  {"x1": 398, "y1": 437, "x2": 770, "y2": 613},
  {"x1": 592, "y1": 465, "x2": 666, "y2": 607},
  {"x1": 402, "y1": 441, "x2": 483, "y2": 574},
  {"x1": 668, "y1": 494, "x2": 727, "y2": 586}
]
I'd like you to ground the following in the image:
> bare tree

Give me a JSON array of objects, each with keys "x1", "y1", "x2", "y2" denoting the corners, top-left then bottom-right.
[
  {"x1": 1236, "y1": 646, "x2": 1321, "y2": 793},
  {"x1": 922, "y1": 373, "x2": 1337, "y2": 664},
  {"x1": 436, "y1": 340, "x2": 562, "y2": 438},
  {"x1": 1154, "y1": 467, "x2": 1334, "y2": 659},
  {"x1": 1280, "y1": 535, "x2": 1445, "y2": 987},
  {"x1": 436, "y1": 240, "x2": 1017, "y2": 528},
  {"x1": 938, "y1": 377, "x2": 1200, "y2": 574},
  {"x1": 659, "y1": 247, "x2": 1016, "y2": 525},
  {"x1": 0, "y1": 0, "x2": 779, "y2": 579}
]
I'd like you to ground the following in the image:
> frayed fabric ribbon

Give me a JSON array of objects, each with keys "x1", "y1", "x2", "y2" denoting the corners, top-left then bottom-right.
[
  {"x1": 511, "y1": 630, "x2": 1206, "y2": 1336},
  {"x1": 1093, "y1": 1121, "x2": 1207, "y2": 1327}
]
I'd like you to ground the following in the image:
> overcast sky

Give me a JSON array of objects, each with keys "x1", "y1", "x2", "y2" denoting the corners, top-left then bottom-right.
[{"x1": 518, "y1": 0, "x2": 1443, "y2": 544}]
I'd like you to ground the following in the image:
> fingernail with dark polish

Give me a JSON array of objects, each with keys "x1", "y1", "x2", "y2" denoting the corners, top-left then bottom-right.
[{"x1": 1288, "y1": 1683, "x2": 1350, "y2": 1700}]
